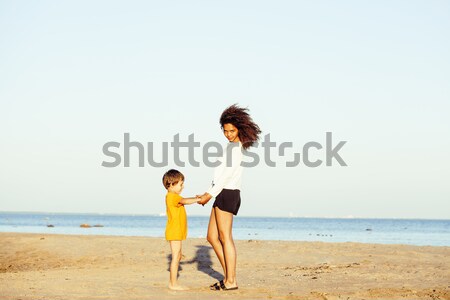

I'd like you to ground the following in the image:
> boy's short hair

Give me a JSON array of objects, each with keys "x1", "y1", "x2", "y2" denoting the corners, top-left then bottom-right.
[{"x1": 162, "y1": 169, "x2": 185, "y2": 189}]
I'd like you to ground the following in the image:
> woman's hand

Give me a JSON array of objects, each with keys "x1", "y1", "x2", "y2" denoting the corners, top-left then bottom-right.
[{"x1": 197, "y1": 193, "x2": 212, "y2": 206}]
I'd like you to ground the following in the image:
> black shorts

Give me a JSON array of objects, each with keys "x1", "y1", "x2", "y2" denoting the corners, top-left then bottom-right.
[{"x1": 213, "y1": 189, "x2": 241, "y2": 215}]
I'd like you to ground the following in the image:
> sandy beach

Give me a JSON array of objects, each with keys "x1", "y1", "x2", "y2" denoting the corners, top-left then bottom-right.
[{"x1": 0, "y1": 232, "x2": 449, "y2": 299}]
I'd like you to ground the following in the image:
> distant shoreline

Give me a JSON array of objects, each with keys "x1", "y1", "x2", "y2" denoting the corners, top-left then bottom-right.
[
  {"x1": 2, "y1": 212, "x2": 449, "y2": 247},
  {"x1": 1, "y1": 231, "x2": 449, "y2": 248}
]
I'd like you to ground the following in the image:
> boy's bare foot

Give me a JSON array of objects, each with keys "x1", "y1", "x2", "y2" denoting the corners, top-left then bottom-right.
[{"x1": 169, "y1": 283, "x2": 189, "y2": 291}]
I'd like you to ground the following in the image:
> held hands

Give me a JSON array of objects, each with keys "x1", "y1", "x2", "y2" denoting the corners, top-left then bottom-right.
[
  {"x1": 194, "y1": 194, "x2": 204, "y2": 206},
  {"x1": 196, "y1": 193, "x2": 212, "y2": 206}
]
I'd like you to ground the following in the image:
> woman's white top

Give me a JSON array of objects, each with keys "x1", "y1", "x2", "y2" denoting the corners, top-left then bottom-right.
[{"x1": 207, "y1": 142, "x2": 243, "y2": 197}]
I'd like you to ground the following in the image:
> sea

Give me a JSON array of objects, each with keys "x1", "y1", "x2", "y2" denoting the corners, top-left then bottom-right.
[{"x1": 1, "y1": 212, "x2": 449, "y2": 247}]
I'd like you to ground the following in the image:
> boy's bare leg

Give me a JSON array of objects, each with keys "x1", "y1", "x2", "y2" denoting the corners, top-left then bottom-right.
[
  {"x1": 206, "y1": 208, "x2": 227, "y2": 281},
  {"x1": 215, "y1": 207, "x2": 238, "y2": 289},
  {"x1": 169, "y1": 241, "x2": 188, "y2": 290}
]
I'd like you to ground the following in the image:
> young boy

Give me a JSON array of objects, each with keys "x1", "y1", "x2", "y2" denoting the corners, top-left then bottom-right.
[{"x1": 162, "y1": 169, "x2": 199, "y2": 290}]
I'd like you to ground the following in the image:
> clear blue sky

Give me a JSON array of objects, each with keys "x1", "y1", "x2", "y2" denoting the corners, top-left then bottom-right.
[{"x1": 1, "y1": 1, "x2": 449, "y2": 218}]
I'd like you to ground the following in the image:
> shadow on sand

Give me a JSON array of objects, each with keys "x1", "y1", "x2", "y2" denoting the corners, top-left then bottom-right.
[{"x1": 166, "y1": 245, "x2": 223, "y2": 281}]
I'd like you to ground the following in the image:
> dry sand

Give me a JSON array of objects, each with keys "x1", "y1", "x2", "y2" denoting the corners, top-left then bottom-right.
[{"x1": 0, "y1": 232, "x2": 449, "y2": 299}]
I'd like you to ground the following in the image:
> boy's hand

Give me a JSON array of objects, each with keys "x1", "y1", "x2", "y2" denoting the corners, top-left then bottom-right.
[
  {"x1": 197, "y1": 193, "x2": 212, "y2": 206},
  {"x1": 196, "y1": 194, "x2": 204, "y2": 206}
]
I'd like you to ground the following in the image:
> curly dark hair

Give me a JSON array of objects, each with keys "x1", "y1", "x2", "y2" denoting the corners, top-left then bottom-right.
[{"x1": 220, "y1": 104, "x2": 261, "y2": 150}]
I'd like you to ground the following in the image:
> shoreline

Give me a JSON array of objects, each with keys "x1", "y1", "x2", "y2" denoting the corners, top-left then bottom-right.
[
  {"x1": 3, "y1": 212, "x2": 449, "y2": 247},
  {"x1": 1, "y1": 231, "x2": 449, "y2": 248},
  {"x1": 1, "y1": 232, "x2": 449, "y2": 299},
  {"x1": 1, "y1": 229, "x2": 449, "y2": 248}
]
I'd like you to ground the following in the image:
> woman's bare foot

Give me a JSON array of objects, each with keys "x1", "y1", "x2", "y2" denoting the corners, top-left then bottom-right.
[{"x1": 169, "y1": 283, "x2": 189, "y2": 291}]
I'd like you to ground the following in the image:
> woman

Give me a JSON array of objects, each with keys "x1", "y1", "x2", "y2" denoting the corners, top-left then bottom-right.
[{"x1": 197, "y1": 104, "x2": 261, "y2": 291}]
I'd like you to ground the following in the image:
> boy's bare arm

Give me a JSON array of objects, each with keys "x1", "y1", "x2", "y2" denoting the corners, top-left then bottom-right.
[{"x1": 179, "y1": 197, "x2": 199, "y2": 205}]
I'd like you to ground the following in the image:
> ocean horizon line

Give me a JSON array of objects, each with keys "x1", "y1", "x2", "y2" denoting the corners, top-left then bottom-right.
[{"x1": 1, "y1": 210, "x2": 449, "y2": 221}]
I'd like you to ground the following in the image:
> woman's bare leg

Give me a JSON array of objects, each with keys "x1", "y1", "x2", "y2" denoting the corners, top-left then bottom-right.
[
  {"x1": 215, "y1": 207, "x2": 238, "y2": 288},
  {"x1": 206, "y1": 208, "x2": 227, "y2": 280}
]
